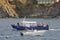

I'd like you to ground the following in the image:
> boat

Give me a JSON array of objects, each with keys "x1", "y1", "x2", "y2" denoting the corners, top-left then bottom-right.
[
  {"x1": 20, "y1": 30, "x2": 47, "y2": 36},
  {"x1": 11, "y1": 21, "x2": 49, "y2": 30},
  {"x1": 11, "y1": 18, "x2": 49, "y2": 30},
  {"x1": 11, "y1": 17, "x2": 49, "y2": 36}
]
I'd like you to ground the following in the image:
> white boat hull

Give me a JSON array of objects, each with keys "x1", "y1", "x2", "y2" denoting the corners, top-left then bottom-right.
[{"x1": 20, "y1": 30, "x2": 47, "y2": 36}]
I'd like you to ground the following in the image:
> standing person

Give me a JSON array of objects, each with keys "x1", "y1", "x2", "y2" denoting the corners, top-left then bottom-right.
[{"x1": 17, "y1": 23, "x2": 19, "y2": 26}]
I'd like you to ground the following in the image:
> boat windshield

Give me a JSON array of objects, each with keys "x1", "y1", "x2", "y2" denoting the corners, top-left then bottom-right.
[{"x1": 20, "y1": 21, "x2": 37, "y2": 27}]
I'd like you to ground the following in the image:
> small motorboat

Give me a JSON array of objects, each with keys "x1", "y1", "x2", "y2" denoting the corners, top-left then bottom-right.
[{"x1": 20, "y1": 30, "x2": 47, "y2": 36}]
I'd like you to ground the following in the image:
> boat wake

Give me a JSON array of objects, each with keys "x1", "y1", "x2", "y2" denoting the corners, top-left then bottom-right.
[
  {"x1": 0, "y1": 35, "x2": 20, "y2": 38},
  {"x1": 49, "y1": 29, "x2": 60, "y2": 31}
]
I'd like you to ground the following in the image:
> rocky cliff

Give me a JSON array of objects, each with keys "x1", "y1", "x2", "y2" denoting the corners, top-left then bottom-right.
[
  {"x1": 0, "y1": 0, "x2": 33, "y2": 18},
  {"x1": 0, "y1": 0, "x2": 20, "y2": 18},
  {"x1": 0, "y1": 0, "x2": 60, "y2": 18}
]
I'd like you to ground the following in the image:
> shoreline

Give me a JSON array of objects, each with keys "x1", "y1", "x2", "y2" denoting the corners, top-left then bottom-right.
[{"x1": 0, "y1": 17, "x2": 60, "y2": 19}]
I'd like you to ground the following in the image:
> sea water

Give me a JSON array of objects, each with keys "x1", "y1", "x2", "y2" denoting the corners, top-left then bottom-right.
[{"x1": 0, "y1": 18, "x2": 60, "y2": 40}]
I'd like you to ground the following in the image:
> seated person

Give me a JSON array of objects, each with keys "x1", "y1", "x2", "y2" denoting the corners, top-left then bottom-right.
[{"x1": 37, "y1": 23, "x2": 44, "y2": 27}]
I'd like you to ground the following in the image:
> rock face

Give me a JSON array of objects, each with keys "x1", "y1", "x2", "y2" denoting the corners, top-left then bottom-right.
[
  {"x1": 44, "y1": 2, "x2": 60, "y2": 18},
  {"x1": 0, "y1": 0, "x2": 19, "y2": 18},
  {"x1": 0, "y1": 0, "x2": 60, "y2": 18},
  {"x1": 0, "y1": 0, "x2": 33, "y2": 18},
  {"x1": 19, "y1": 0, "x2": 27, "y2": 4},
  {"x1": 29, "y1": 2, "x2": 60, "y2": 18},
  {"x1": 0, "y1": 7, "x2": 9, "y2": 18}
]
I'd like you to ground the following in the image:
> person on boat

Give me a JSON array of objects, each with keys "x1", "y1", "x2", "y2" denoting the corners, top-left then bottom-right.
[
  {"x1": 37, "y1": 23, "x2": 44, "y2": 27},
  {"x1": 17, "y1": 23, "x2": 19, "y2": 26}
]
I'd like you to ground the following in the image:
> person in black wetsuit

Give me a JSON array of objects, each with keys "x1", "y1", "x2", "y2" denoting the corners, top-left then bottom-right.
[{"x1": 20, "y1": 32, "x2": 23, "y2": 36}]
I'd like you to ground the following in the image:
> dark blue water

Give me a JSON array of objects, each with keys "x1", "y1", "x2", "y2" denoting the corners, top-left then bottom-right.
[{"x1": 0, "y1": 18, "x2": 60, "y2": 40}]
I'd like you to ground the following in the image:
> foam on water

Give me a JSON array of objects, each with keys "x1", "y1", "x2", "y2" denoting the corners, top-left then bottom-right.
[{"x1": 49, "y1": 29, "x2": 60, "y2": 31}]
